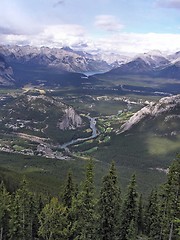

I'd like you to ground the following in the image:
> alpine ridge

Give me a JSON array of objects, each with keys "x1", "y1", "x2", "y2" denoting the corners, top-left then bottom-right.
[{"x1": 120, "y1": 94, "x2": 180, "y2": 133}]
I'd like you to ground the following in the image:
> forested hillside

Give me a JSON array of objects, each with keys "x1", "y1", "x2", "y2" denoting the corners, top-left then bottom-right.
[{"x1": 0, "y1": 156, "x2": 179, "y2": 240}]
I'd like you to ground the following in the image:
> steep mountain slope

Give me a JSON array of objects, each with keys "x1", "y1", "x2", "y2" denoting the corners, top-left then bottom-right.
[
  {"x1": 10, "y1": 63, "x2": 98, "y2": 87},
  {"x1": 92, "y1": 94, "x2": 180, "y2": 169},
  {"x1": 168, "y1": 51, "x2": 180, "y2": 62},
  {"x1": 107, "y1": 57, "x2": 153, "y2": 75},
  {"x1": 0, "y1": 55, "x2": 15, "y2": 86},
  {"x1": 155, "y1": 61, "x2": 180, "y2": 79},
  {"x1": 120, "y1": 94, "x2": 180, "y2": 133}
]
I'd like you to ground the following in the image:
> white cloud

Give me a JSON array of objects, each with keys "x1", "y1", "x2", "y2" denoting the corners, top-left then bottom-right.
[
  {"x1": 0, "y1": 24, "x2": 87, "y2": 48},
  {"x1": 1, "y1": 21, "x2": 180, "y2": 54},
  {"x1": 156, "y1": 0, "x2": 180, "y2": 9},
  {"x1": 87, "y1": 33, "x2": 180, "y2": 54},
  {"x1": 94, "y1": 15, "x2": 124, "y2": 32},
  {"x1": 0, "y1": 1, "x2": 42, "y2": 35},
  {"x1": 40, "y1": 24, "x2": 86, "y2": 47}
]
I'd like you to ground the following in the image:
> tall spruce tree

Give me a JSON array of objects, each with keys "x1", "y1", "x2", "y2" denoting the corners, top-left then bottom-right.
[
  {"x1": 126, "y1": 219, "x2": 137, "y2": 240},
  {"x1": 72, "y1": 160, "x2": 97, "y2": 240},
  {"x1": 0, "y1": 182, "x2": 11, "y2": 240},
  {"x1": 98, "y1": 162, "x2": 121, "y2": 240},
  {"x1": 62, "y1": 171, "x2": 75, "y2": 209},
  {"x1": 144, "y1": 189, "x2": 160, "y2": 240},
  {"x1": 159, "y1": 156, "x2": 180, "y2": 240},
  {"x1": 38, "y1": 197, "x2": 68, "y2": 240},
  {"x1": 62, "y1": 171, "x2": 76, "y2": 240},
  {"x1": 120, "y1": 174, "x2": 138, "y2": 240},
  {"x1": 8, "y1": 179, "x2": 36, "y2": 240}
]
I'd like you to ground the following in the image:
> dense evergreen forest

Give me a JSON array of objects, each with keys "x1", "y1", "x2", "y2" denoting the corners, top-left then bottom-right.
[{"x1": 0, "y1": 156, "x2": 179, "y2": 240}]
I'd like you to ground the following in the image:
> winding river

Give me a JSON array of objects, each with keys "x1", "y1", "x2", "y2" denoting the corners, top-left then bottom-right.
[{"x1": 59, "y1": 116, "x2": 99, "y2": 150}]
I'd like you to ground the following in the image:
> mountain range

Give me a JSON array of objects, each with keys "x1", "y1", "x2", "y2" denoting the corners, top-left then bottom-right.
[
  {"x1": 0, "y1": 45, "x2": 112, "y2": 73},
  {"x1": 102, "y1": 50, "x2": 180, "y2": 79},
  {"x1": 0, "y1": 45, "x2": 180, "y2": 87}
]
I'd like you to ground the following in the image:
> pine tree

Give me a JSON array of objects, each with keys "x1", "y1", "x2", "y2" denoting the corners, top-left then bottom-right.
[
  {"x1": 144, "y1": 189, "x2": 160, "y2": 240},
  {"x1": 120, "y1": 174, "x2": 138, "y2": 240},
  {"x1": 38, "y1": 197, "x2": 68, "y2": 240},
  {"x1": 175, "y1": 216, "x2": 180, "y2": 236},
  {"x1": 72, "y1": 160, "x2": 97, "y2": 240},
  {"x1": 137, "y1": 194, "x2": 144, "y2": 234},
  {"x1": 0, "y1": 182, "x2": 11, "y2": 240},
  {"x1": 31, "y1": 194, "x2": 45, "y2": 240},
  {"x1": 62, "y1": 171, "x2": 76, "y2": 240},
  {"x1": 62, "y1": 171, "x2": 75, "y2": 209},
  {"x1": 8, "y1": 179, "x2": 36, "y2": 240},
  {"x1": 98, "y1": 162, "x2": 121, "y2": 240},
  {"x1": 159, "y1": 156, "x2": 180, "y2": 240},
  {"x1": 126, "y1": 219, "x2": 137, "y2": 240}
]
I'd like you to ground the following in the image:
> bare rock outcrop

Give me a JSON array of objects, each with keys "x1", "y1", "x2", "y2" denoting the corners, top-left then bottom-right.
[
  {"x1": 58, "y1": 107, "x2": 83, "y2": 130},
  {"x1": 120, "y1": 94, "x2": 180, "y2": 133}
]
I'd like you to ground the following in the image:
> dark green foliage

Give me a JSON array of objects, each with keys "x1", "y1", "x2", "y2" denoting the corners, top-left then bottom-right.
[
  {"x1": 137, "y1": 194, "x2": 144, "y2": 234},
  {"x1": 0, "y1": 182, "x2": 11, "y2": 240},
  {"x1": 144, "y1": 189, "x2": 160, "y2": 240},
  {"x1": 158, "y1": 155, "x2": 180, "y2": 240},
  {"x1": 8, "y1": 179, "x2": 37, "y2": 240},
  {"x1": 120, "y1": 174, "x2": 138, "y2": 240},
  {"x1": 72, "y1": 160, "x2": 97, "y2": 240},
  {"x1": 62, "y1": 171, "x2": 75, "y2": 209},
  {"x1": 62, "y1": 171, "x2": 76, "y2": 240},
  {"x1": 98, "y1": 162, "x2": 121, "y2": 240},
  {"x1": 0, "y1": 158, "x2": 179, "y2": 240},
  {"x1": 126, "y1": 219, "x2": 137, "y2": 240},
  {"x1": 38, "y1": 197, "x2": 68, "y2": 240}
]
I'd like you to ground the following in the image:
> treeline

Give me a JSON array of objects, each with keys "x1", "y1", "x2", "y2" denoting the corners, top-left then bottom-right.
[{"x1": 0, "y1": 157, "x2": 179, "y2": 240}]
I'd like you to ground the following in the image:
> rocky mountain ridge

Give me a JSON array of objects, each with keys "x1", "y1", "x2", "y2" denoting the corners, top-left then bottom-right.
[
  {"x1": 103, "y1": 50, "x2": 180, "y2": 79},
  {"x1": 1, "y1": 45, "x2": 180, "y2": 87},
  {"x1": 120, "y1": 94, "x2": 180, "y2": 133},
  {"x1": 0, "y1": 45, "x2": 112, "y2": 73}
]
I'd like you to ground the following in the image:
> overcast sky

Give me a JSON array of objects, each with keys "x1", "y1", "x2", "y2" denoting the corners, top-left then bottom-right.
[{"x1": 1, "y1": 0, "x2": 180, "y2": 54}]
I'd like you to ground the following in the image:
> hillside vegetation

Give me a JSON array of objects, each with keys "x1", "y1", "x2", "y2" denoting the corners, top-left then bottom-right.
[{"x1": 0, "y1": 157, "x2": 179, "y2": 240}]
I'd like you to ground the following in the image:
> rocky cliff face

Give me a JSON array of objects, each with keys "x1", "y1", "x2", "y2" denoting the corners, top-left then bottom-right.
[
  {"x1": 120, "y1": 94, "x2": 180, "y2": 133},
  {"x1": 58, "y1": 107, "x2": 83, "y2": 130},
  {"x1": 0, "y1": 55, "x2": 14, "y2": 86}
]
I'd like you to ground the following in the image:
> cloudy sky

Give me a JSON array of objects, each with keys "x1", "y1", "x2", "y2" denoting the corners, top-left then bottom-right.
[{"x1": 1, "y1": 0, "x2": 180, "y2": 54}]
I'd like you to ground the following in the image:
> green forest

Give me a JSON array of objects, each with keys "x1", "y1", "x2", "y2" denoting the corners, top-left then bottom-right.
[{"x1": 0, "y1": 156, "x2": 179, "y2": 240}]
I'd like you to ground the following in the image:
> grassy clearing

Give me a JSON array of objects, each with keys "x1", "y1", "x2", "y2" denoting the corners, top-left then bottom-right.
[{"x1": 147, "y1": 135, "x2": 180, "y2": 156}]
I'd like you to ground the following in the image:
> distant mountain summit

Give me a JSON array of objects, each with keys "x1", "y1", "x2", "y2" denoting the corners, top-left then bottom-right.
[{"x1": 107, "y1": 57, "x2": 152, "y2": 75}]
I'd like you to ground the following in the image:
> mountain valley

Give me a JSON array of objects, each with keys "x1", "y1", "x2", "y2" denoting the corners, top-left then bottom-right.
[{"x1": 0, "y1": 44, "x2": 179, "y2": 196}]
